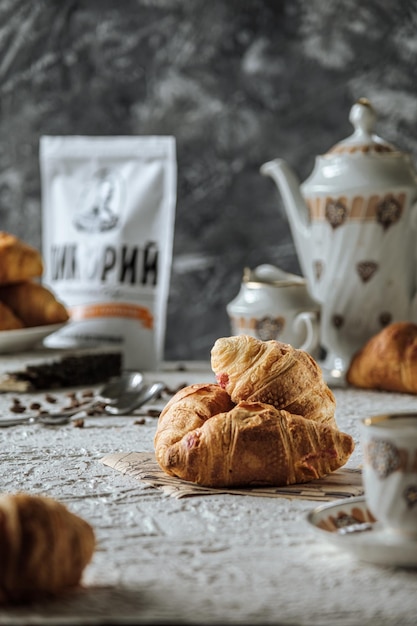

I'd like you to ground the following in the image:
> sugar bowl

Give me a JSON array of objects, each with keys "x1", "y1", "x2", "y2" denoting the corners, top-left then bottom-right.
[{"x1": 227, "y1": 264, "x2": 320, "y2": 356}]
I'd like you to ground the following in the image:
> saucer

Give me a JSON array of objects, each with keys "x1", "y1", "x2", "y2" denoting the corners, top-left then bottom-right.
[
  {"x1": 0, "y1": 322, "x2": 68, "y2": 354},
  {"x1": 306, "y1": 496, "x2": 417, "y2": 568}
]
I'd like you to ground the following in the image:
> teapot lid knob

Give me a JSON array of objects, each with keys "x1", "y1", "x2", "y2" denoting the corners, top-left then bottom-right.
[
  {"x1": 326, "y1": 97, "x2": 397, "y2": 155},
  {"x1": 349, "y1": 98, "x2": 376, "y2": 138}
]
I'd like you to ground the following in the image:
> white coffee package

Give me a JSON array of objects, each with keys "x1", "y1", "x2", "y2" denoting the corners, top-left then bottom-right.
[{"x1": 40, "y1": 136, "x2": 177, "y2": 371}]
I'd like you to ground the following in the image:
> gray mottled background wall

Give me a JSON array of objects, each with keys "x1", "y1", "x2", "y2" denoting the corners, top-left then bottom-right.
[{"x1": 1, "y1": 0, "x2": 417, "y2": 361}]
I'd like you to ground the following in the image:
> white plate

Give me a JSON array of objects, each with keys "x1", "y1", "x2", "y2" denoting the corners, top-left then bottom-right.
[
  {"x1": 0, "y1": 322, "x2": 68, "y2": 354},
  {"x1": 306, "y1": 496, "x2": 417, "y2": 568}
]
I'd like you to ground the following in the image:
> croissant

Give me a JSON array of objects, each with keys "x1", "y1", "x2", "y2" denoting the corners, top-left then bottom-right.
[
  {"x1": 0, "y1": 301, "x2": 24, "y2": 331},
  {"x1": 155, "y1": 383, "x2": 235, "y2": 458},
  {"x1": 0, "y1": 493, "x2": 95, "y2": 604},
  {"x1": 154, "y1": 385, "x2": 354, "y2": 487},
  {"x1": 0, "y1": 281, "x2": 69, "y2": 327},
  {"x1": 211, "y1": 335, "x2": 337, "y2": 428},
  {"x1": 0, "y1": 232, "x2": 43, "y2": 285},
  {"x1": 346, "y1": 321, "x2": 417, "y2": 393}
]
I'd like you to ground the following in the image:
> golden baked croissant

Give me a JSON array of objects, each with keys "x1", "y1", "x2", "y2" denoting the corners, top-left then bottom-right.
[
  {"x1": 211, "y1": 335, "x2": 337, "y2": 428},
  {"x1": 155, "y1": 383, "x2": 235, "y2": 457},
  {"x1": 0, "y1": 301, "x2": 24, "y2": 330},
  {"x1": 0, "y1": 232, "x2": 43, "y2": 285},
  {"x1": 0, "y1": 493, "x2": 95, "y2": 604},
  {"x1": 346, "y1": 321, "x2": 417, "y2": 393},
  {"x1": 154, "y1": 385, "x2": 354, "y2": 487},
  {"x1": 0, "y1": 281, "x2": 69, "y2": 327}
]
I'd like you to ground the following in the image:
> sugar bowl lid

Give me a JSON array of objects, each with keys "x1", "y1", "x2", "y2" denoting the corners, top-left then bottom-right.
[{"x1": 243, "y1": 264, "x2": 306, "y2": 287}]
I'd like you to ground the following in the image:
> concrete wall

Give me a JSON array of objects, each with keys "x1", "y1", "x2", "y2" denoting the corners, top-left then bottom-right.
[{"x1": 2, "y1": 0, "x2": 417, "y2": 360}]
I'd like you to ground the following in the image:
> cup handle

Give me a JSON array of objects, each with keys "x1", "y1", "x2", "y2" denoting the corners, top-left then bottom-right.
[{"x1": 292, "y1": 311, "x2": 320, "y2": 354}]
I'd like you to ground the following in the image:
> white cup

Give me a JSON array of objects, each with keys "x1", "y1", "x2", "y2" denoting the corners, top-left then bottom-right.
[
  {"x1": 360, "y1": 413, "x2": 417, "y2": 538},
  {"x1": 227, "y1": 264, "x2": 320, "y2": 357}
]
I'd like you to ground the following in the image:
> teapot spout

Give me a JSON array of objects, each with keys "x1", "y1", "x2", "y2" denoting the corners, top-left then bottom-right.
[{"x1": 260, "y1": 158, "x2": 311, "y2": 277}]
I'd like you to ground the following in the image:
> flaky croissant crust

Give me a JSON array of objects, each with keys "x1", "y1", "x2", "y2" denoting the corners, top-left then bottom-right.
[
  {"x1": 154, "y1": 388, "x2": 354, "y2": 488},
  {"x1": 347, "y1": 321, "x2": 417, "y2": 393},
  {"x1": 0, "y1": 232, "x2": 43, "y2": 285},
  {"x1": 154, "y1": 383, "x2": 234, "y2": 470},
  {"x1": 154, "y1": 337, "x2": 351, "y2": 488},
  {"x1": 211, "y1": 335, "x2": 337, "y2": 428},
  {"x1": 0, "y1": 301, "x2": 24, "y2": 331},
  {"x1": 0, "y1": 282, "x2": 69, "y2": 327},
  {"x1": 0, "y1": 493, "x2": 95, "y2": 605}
]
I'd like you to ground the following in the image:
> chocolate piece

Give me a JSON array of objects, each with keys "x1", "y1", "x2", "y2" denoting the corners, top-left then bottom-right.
[{"x1": 0, "y1": 349, "x2": 122, "y2": 391}]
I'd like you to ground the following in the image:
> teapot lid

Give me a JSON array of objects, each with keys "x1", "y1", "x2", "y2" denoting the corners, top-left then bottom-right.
[{"x1": 325, "y1": 98, "x2": 398, "y2": 156}]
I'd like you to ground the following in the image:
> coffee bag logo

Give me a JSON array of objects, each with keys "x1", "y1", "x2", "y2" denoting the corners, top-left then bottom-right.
[{"x1": 74, "y1": 168, "x2": 125, "y2": 233}]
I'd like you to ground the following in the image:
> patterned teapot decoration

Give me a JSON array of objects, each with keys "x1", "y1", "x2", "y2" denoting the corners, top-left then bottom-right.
[{"x1": 260, "y1": 98, "x2": 417, "y2": 383}]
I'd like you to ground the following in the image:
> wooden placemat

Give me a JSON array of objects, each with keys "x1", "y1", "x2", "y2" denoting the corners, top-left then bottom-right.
[{"x1": 100, "y1": 451, "x2": 363, "y2": 501}]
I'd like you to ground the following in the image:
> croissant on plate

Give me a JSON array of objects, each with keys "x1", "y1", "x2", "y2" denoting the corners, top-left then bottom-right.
[
  {"x1": 0, "y1": 493, "x2": 95, "y2": 605},
  {"x1": 154, "y1": 383, "x2": 354, "y2": 488},
  {"x1": 0, "y1": 281, "x2": 69, "y2": 327},
  {"x1": 346, "y1": 321, "x2": 417, "y2": 393},
  {"x1": 211, "y1": 335, "x2": 337, "y2": 428},
  {"x1": 0, "y1": 232, "x2": 43, "y2": 285},
  {"x1": 0, "y1": 301, "x2": 24, "y2": 331}
]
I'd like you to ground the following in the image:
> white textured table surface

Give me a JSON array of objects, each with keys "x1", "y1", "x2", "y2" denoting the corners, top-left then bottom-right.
[{"x1": 0, "y1": 357, "x2": 417, "y2": 626}]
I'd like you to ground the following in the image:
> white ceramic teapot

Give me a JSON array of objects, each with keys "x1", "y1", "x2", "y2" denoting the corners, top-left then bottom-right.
[{"x1": 260, "y1": 98, "x2": 417, "y2": 383}]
